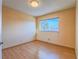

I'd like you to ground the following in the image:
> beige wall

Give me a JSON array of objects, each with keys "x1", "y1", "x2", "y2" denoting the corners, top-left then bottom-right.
[
  {"x1": 3, "y1": 6, "x2": 36, "y2": 49},
  {"x1": 37, "y1": 8, "x2": 76, "y2": 48}
]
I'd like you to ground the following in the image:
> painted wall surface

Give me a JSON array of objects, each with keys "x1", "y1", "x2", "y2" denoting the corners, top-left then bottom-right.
[
  {"x1": 37, "y1": 8, "x2": 76, "y2": 48},
  {"x1": 0, "y1": 0, "x2": 2, "y2": 42},
  {"x1": 0, "y1": 0, "x2": 2, "y2": 59},
  {"x1": 3, "y1": 6, "x2": 36, "y2": 49}
]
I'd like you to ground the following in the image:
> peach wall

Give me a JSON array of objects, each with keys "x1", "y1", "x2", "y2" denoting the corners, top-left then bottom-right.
[
  {"x1": 37, "y1": 8, "x2": 76, "y2": 48},
  {"x1": 3, "y1": 6, "x2": 36, "y2": 49}
]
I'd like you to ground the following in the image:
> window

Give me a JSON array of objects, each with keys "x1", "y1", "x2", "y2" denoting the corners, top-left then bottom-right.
[{"x1": 39, "y1": 17, "x2": 59, "y2": 32}]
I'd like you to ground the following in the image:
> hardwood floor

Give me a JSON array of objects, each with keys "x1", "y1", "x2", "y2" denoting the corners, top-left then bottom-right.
[{"x1": 3, "y1": 40, "x2": 76, "y2": 59}]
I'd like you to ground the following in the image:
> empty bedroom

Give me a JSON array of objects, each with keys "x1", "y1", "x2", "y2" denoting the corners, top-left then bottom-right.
[{"x1": 2, "y1": 0, "x2": 76, "y2": 59}]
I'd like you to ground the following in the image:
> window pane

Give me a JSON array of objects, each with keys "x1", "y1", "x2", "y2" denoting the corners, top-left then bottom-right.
[{"x1": 40, "y1": 17, "x2": 59, "y2": 32}]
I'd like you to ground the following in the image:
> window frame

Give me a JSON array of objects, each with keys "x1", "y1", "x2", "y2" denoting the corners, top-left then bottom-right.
[{"x1": 39, "y1": 17, "x2": 59, "y2": 32}]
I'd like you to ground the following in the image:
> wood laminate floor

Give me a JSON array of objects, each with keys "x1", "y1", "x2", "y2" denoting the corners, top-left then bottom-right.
[{"x1": 3, "y1": 40, "x2": 76, "y2": 59}]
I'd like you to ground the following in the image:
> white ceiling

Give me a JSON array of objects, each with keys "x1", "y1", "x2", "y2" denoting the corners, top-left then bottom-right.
[{"x1": 3, "y1": 0, "x2": 76, "y2": 16}]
